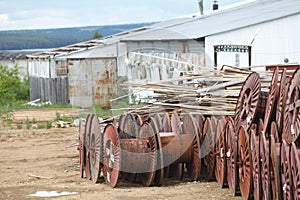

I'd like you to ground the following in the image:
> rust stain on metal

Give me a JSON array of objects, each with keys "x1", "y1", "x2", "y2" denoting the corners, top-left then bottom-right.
[{"x1": 68, "y1": 58, "x2": 117, "y2": 108}]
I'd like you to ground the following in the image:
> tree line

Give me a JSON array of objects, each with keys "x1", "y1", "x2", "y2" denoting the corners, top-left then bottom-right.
[{"x1": 0, "y1": 23, "x2": 154, "y2": 50}]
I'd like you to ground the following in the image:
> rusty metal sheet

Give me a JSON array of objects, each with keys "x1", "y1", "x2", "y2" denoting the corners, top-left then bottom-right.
[{"x1": 68, "y1": 58, "x2": 117, "y2": 108}]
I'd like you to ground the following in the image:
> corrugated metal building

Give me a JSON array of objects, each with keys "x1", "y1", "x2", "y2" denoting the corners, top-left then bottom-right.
[
  {"x1": 27, "y1": 16, "x2": 203, "y2": 107},
  {"x1": 27, "y1": 0, "x2": 300, "y2": 107},
  {"x1": 122, "y1": 0, "x2": 300, "y2": 69},
  {"x1": 28, "y1": 40, "x2": 120, "y2": 107},
  {"x1": 0, "y1": 50, "x2": 40, "y2": 79}
]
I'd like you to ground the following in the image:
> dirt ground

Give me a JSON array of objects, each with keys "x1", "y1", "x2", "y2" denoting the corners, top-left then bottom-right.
[{"x1": 0, "y1": 109, "x2": 242, "y2": 200}]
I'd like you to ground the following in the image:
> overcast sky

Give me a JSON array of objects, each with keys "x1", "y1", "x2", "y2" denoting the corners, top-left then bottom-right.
[{"x1": 0, "y1": 0, "x2": 244, "y2": 30}]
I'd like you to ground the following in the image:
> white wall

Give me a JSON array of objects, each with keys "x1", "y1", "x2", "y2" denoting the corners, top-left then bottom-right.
[
  {"x1": 0, "y1": 59, "x2": 28, "y2": 79},
  {"x1": 205, "y1": 14, "x2": 300, "y2": 69},
  {"x1": 28, "y1": 58, "x2": 52, "y2": 78}
]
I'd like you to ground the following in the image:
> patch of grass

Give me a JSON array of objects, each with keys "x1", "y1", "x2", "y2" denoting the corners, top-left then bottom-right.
[
  {"x1": 38, "y1": 103, "x2": 72, "y2": 109},
  {"x1": 110, "y1": 99, "x2": 130, "y2": 116},
  {"x1": 45, "y1": 121, "x2": 52, "y2": 129},
  {"x1": 16, "y1": 122, "x2": 22, "y2": 129},
  {"x1": 5, "y1": 117, "x2": 12, "y2": 127},
  {"x1": 25, "y1": 118, "x2": 32, "y2": 129},
  {"x1": 55, "y1": 111, "x2": 72, "y2": 122},
  {"x1": 55, "y1": 112, "x2": 61, "y2": 122},
  {"x1": 0, "y1": 101, "x2": 29, "y2": 115},
  {"x1": 77, "y1": 113, "x2": 87, "y2": 119},
  {"x1": 32, "y1": 117, "x2": 37, "y2": 124},
  {"x1": 87, "y1": 106, "x2": 113, "y2": 118},
  {"x1": 0, "y1": 100, "x2": 72, "y2": 116},
  {"x1": 37, "y1": 123, "x2": 45, "y2": 129},
  {"x1": 61, "y1": 115, "x2": 72, "y2": 122}
]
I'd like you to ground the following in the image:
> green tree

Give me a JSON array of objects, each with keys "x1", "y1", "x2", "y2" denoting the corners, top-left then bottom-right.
[
  {"x1": 93, "y1": 31, "x2": 103, "y2": 39},
  {"x1": 0, "y1": 64, "x2": 29, "y2": 105}
]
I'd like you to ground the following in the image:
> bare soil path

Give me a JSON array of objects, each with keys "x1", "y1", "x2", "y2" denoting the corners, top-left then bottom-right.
[{"x1": 0, "y1": 109, "x2": 242, "y2": 200}]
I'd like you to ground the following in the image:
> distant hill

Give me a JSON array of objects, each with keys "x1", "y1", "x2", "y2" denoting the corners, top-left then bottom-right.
[{"x1": 0, "y1": 23, "x2": 154, "y2": 50}]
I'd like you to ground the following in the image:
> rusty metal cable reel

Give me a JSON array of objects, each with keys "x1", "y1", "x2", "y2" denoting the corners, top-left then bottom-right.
[
  {"x1": 117, "y1": 114, "x2": 126, "y2": 133},
  {"x1": 259, "y1": 131, "x2": 271, "y2": 200},
  {"x1": 147, "y1": 117, "x2": 164, "y2": 186},
  {"x1": 161, "y1": 112, "x2": 171, "y2": 132},
  {"x1": 160, "y1": 112, "x2": 171, "y2": 178},
  {"x1": 201, "y1": 118, "x2": 216, "y2": 181},
  {"x1": 211, "y1": 116, "x2": 218, "y2": 143},
  {"x1": 137, "y1": 122, "x2": 159, "y2": 186},
  {"x1": 183, "y1": 113, "x2": 201, "y2": 181},
  {"x1": 83, "y1": 114, "x2": 93, "y2": 180},
  {"x1": 283, "y1": 68, "x2": 300, "y2": 144},
  {"x1": 158, "y1": 112, "x2": 201, "y2": 182},
  {"x1": 281, "y1": 139, "x2": 292, "y2": 200},
  {"x1": 152, "y1": 113, "x2": 162, "y2": 132},
  {"x1": 214, "y1": 116, "x2": 227, "y2": 188},
  {"x1": 169, "y1": 111, "x2": 184, "y2": 180},
  {"x1": 237, "y1": 126, "x2": 253, "y2": 200},
  {"x1": 119, "y1": 113, "x2": 140, "y2": 182},
  {"x1": 269, "y1": 122, "x2": 282, "y2": 200},
  {"x1": 250, "y1": 129, "x2": 261, "y2": 200},
  {"x1": 103, "y1": 124, "x2": 121, "y2": 188},
  {"x1": 263, "y1": 67, "x2": 279, "y2": 134},
  {"x1": 276, "y1": 69, "x2": 288, "y2": 137},
  {"x1": 89, "y1": 114, "x2": 102, "y2": 183},
  {"x1": 193, "y1": 114, "x2": 205, "y2": 141},
  {"x1": 290, "y1": 142, "x2": 300, "y2": 199},
  {"x1": 225, "y1": 119, "x2": 239, "y2": 196},
  {"x1": 78, "y1": 118, "x2": 85, "y2": 178},
  {"x1": 257, "y1": 118, "x2": 264, "y2": 136},
  {"x1": 124, "y1": 113, "x2": 139, "y2": 138},
  {"x1": 234, "y1": 72, "x2": 266, "y2": 133}
]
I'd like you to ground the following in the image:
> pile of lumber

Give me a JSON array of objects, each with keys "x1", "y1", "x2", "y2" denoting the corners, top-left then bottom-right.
[{"x1": 113, "y1": 64, "x2": 274, "y2": 117}]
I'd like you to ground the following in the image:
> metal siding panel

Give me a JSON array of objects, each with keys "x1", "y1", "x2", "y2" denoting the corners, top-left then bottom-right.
[
  {"x1": 187, "y1": 40, "x2": 204, "y2": 53},
  {"x1": 91, "y1": 58, "x2": 117, "y2": 108},
  {"x1": 205, "y1": 14, "x2": 300, "y2": 68},
  {"x1": 169, "y1": 41, "x2": 183, "y2": 52},
  {"x1": 68, "y1": 59, "x2": 93, "y2": 107},
  {"x1": 30, "y1": 76, "x2": 39, "y2": 101},
  {"x1": 51, "y1": 78, "x2": 57, "y2": 104},
  {"x1": 45, "y1": 78, "x2": 50, "y2": 102},
  {"x1": 40, "y1": 78, "x2": 44, "y2": 101},
  {"x1": 117, "y1": 42, "x2": 127, "y2": 77},
  {"x1": 56, "y1": 78, "x2": 61, "y2": 104},
  {"x1": 59, "y1": 76, "x2": 67, "y2": 104},
  {"x1": 127, "y1": 42, "x2": 141, "y2": 53},
  {"x1": 152, "y1": 41, "x2": 168, "y2": 52}
]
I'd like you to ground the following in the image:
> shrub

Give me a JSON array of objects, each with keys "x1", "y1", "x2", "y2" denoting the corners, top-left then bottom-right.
[{"x1": 0, "y1": 64, "x2": 29, "y2": 105}]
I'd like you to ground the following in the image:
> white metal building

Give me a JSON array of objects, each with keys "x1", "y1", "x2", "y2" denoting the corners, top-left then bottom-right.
[
  {"x1": 27, "y1": 0, "x2": 300, "y2": 107},
  {"x1": 0, "y1": 50, "x2": 40, "y2": 79},
  {"x1": 123, "y1": 0, "x2": 300, "y2": 69},
  {"x1": 27, "y1": 16, "x2": 203, "y2": 107}
]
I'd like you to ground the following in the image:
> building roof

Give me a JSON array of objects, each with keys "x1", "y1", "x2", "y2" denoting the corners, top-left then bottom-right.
[
  {"x1": 27, "y1": 17, "x2": 197, "y2": 59},
  {"x1": 121, "y1": 0, "x2": 300, "y2": 41},
  {"x1": 0, "y1": 50, "x2": 42, "y2": 60},
  {"x1": 28, "y1": 0, "x2": 300, "y2": 58}
]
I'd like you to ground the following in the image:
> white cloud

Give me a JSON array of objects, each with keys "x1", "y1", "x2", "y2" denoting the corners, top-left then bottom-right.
[
  {"x1": 0, "y1": 0, "x2": 245, "y2": 30},
  {"x1": 0, "y1": 14, "x2": 9, "y2": 24}
]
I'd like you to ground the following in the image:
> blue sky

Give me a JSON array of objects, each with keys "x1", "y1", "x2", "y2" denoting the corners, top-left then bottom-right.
[{"x1": 0, "y1": 0, "x2": 244, "y2": 30}]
